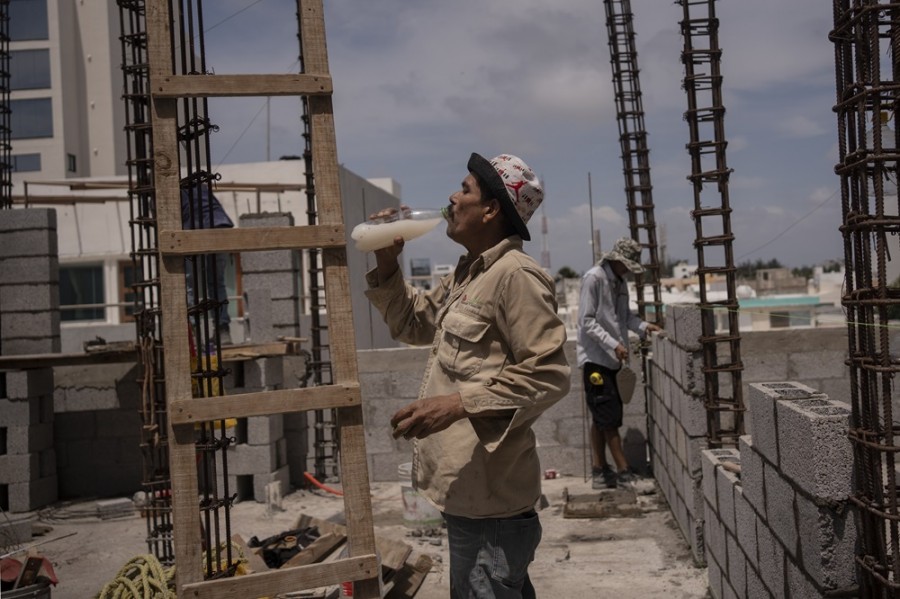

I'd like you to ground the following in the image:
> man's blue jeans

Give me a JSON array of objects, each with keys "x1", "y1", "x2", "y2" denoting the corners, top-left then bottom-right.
[{"x1": 444, "y1": 510, "x2": 541, "y2": 599}]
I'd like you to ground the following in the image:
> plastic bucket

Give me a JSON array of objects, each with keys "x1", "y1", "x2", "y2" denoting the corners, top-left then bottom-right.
[{"x1": 398, "y1": 462, "x2": 442, "y2": 528}]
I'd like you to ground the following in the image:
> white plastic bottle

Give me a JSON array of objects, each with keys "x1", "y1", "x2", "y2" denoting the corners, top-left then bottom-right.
[{"x1": 351, "y1": 208, "x2": 446, "y2": 251}]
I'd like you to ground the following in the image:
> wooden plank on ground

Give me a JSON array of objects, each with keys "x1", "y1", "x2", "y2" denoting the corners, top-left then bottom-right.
[
  {"x1": 231, "y1": 534, "x2": 270, "y2": 575},
  {"x1": 562, "y1": 489, "x2": 643, "y2": 519},
  {"x1": 280, "y1": 531, "x2": 345, "y2": 568},
  {"x1": 384, "y1": 552, "x2": 434, "y2": 599}
]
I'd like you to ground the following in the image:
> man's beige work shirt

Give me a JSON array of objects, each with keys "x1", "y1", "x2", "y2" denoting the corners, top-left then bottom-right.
[{"x1": 365, "y1": 236, "x2": 570, "y2": 518}]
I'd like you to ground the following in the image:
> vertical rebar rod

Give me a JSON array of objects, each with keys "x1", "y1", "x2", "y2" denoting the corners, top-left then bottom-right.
[
  {"x1": 603, "y1": 0, "x2": 663, "y2": 326},
  {"x1": 677, "y1": 0, "x2": 744, "y2": 448},
  {"x1": 831, "y1": 1, "x2": 900, "y2": 595},
  {"x1": 0, "y1": 0, "x2": 9, "y2": 211}
]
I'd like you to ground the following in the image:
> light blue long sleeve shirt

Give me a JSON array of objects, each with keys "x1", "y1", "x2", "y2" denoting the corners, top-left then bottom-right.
[{"x1": 576, "y1": 261, "x2": 647, "y2": 370}]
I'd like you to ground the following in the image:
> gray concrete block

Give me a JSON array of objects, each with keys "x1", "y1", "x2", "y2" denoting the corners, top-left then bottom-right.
[
  {"x1": 54, "y1": 411, "x2": 97, "y2": 439},
  {"x1": 0, "y1": 518, "x2": 33, "y2": 547},
  {"x1": 722, "y1": 581, "x2": 739, "y2": 599},
  {"x1": 0, "y1": 398, "x2": 40, "y2": 426},
  {"x1": 240, "y1": 249, "x2": 298, "y2": 274},
  {"x1": 369, "y1": 450, "x2": 409, "y2": 483},
  {"x1": 0, "y1": 311, "x2": 60, "y2": 340},
  {"x1": 764, "y1": 463, "x2": 797, "y2": 557},
  {"x1": 7, "y1": 422, "x2": 53, "y2": 454},
  {"x1": 1, "y1": 337, "x2": 60, "y2": 355},
  {"x1": 726, "y1": 531, "x2": 746, "y2": 598},
  {"x1": 716, "y1": 457, "x2": 740, "y2": 534},
  {"x1": 0, "y1": 208, "x2": 56, "y2": 232},
  {"x1": 268, "y1": 297, "x2": 301, "y2": 328},
  {"x1": 686, "y1": 436, "x2": 708, "y2": 478},
  {"x1": 707, "y1": 550, "x2": 723, "y2": 599},
  {"x1": 242, "y1": 288, "x2": 274, "y2": 343},
  {"x1": 705, "y1": 501, "x2": 728, "y2": 573},
  {"x1": 739, "y1": 436, "x2": 766, "y2": 517},
  {"x1": 747, "y1": 384, "x2": 782, "y2": 467},
  {"x1": 227, "y1": 442, "x2": 279, "y2": 475},
  {"x1": 96, "y1": 410, "x2": 141, "y2": 438},
  {"x1": 39, "y1": 449, "x2": 56, "y2": 478},
  {"x1": 241, "y1": 272, "x2": 299, "y2": 300},
  {"x1": 8, "y1": 475, "x2": 57, "y2": 513},
  {"x1": 58, "y1": 383, "x2": 120, "y2": 411},
  {"x1": 0, "y1": 452, "x2": 40, "y2": 484},
  {"x1": 788, "y1": 350, "x2": 848, "y2": 383},
  {"x1": 247, "y1": 414, "x2": 284, "y2": 446},
  {"x1": 795, "y1": 494, "x2": 858, "y2": 590},
  {"x1": 670, "y1": 303, "x2": 703, "y2": 351},
  {"x1": 746, "y1": 564, "x2": 772, "y2": 599},
  {"x1": 681, "y1": 392, "x2": 708, "y2": 437},
  {"x1": 0, "y1": 284, "x2": 59, "y2": 313},
  {"x1": 689, "y1": 517, "x2": 706, "y2": 566},
  {"x1": 786, "y1": 556, "x2": 826, "y2": 599},
  {"x1": 776, "y1": 397, "x2": 852, "y2": 501},
  {"x1": 734, "y1": 485, "x2": 759, "y2": 565},
  {"x1": 239, "y1": 212, "x2": 294, "y2": 228},
  {"x1": 756, "y1": 521, "x2": 786, "y2": 598},
  {"x1": 39, "y1": 395, "x2": 53, "y2": 424},
  {"x1": 243, "y1": 357, "x2": 284, "y2": 390},
  {"x1": 0, "y1": 229, "x2": 58, "y2": 258},
  {"x1": 0, "y1": 257, "x2": 59, "y2": 285},
  {"x1": 253, "y1": 464, "x2": 290, "y2": 502}
]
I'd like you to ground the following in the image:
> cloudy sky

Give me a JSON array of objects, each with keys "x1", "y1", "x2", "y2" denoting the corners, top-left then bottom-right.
[{"x1": 200, "y1": 0, "x2": 842, "y2": 275}]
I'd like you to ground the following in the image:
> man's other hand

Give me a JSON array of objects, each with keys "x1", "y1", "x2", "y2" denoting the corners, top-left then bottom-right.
[
  {"x1": 646, "y1": 323, "x2": 662, "y2": 334},
  {"x1": 615, "y1": 343, "x2": 629, "y2": 362},
  {"x1": 390, "y1": 394, "x2": 467, "y2": 440}
]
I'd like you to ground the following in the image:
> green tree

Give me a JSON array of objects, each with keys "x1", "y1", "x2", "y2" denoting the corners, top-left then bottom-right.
[{"x1": 556, "y1": 266, "x2": 579, "y2": 280}]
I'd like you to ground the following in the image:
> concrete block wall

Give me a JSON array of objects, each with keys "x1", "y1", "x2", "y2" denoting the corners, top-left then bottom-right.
[
  {"x1": 646, "y1": 320, "x2": 708, "y2": 565},
  {"x1": 0, "y1": 209, "x2": 61, "y2": 512},
  {"x1": 239, "y1": 212, "x2": 301, "y2": 342},
  {"x1": 355, "y1": 339, "x2": 649, "y2": 483},
  {"x1": 699, "y1": 382, "x2": 857, "y2": 598}
]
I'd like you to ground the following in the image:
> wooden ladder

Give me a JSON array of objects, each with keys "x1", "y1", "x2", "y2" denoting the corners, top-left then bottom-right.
[{"x1": 145, "y1": 1, "x2": 381, "y2": 596}]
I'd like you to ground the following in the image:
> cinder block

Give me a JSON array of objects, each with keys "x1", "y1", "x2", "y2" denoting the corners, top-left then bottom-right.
[
  {"x1": 247, "y1": 414, "x2": 284, "y2": 446},
  {"x1": 739, "y1": 436, "x2": 766, "y2": 516},
  {"x1": 239, "y1": 212, "x2": 294, "y2": 228},
  {"x1": 0, "y1": 398, "x2": 40, "y2": 426},
  {"x1": 734, "y1": 485, "x2": 759, "y2": 565},
  {"x1": 681, "y1": 392, "x2": 708, "y2": 437},
  {"x1": 6, "y1": 423, "x2": 53, "y2": 454},
  {"x1": 8, "y1": 475, "x2": 57, "y2": 513},
  {"x1": 0, "y1": 311, "x2": 60, "y2": 340},
  {"x1": 670, "y1": 304, "x2": 703, "y2": 351},
  {"x1": 59, "y1": 384, "x2": 120, "y2": 411},
  {"x1": 756, "y1": 520, "x2": 786, "y2": 598},
  {"x1": 746, "y1": 564, "x2": 772, "y2": 599},
  {"x1": 243, "y1": 358, "x2": 284, "y2": 390},
  {"x1": 764, "y1": 464, "x2": 797, "y2": 556},
  {"x1": 716, "y1": 457, "x2": 740, "y2": 534},
  {"x1": 54, "y1": 412, "x2": 97, "y2": 439},
  {"x1": 0, "y1": 257, "x2": 59, "y2": 285},
  {"x1": 704, "y1": 501, "x2": 728, "y2": 572},
  {"x1": 722, "y1": 581, "x2": 739, "y2": 599},
  {"x1": 96, "y1": 410, "x2": 141, "y2": 438},
  {"x1": 748, "y1": 382, "x2": 826, "y2": 470},
  {"x1": 227, "y1": 442, "x2": 279, "y2": 476},
  {"x1": 707, "y1": 549, "x2": 724, "y2": 599},
  {"x1": 689, "y1": 517, "x2": 706, "y2": 566},
  {"x1": 241, "y1": 272, "x2": 299, "y2": 300},
  {"x1": 39, "y1": 449, "x2": 56, "y2": 478},
  {"x1": 267, "y1": 298, "x2": 300, "y2": 328},
  {"x1": 726, "y1": 532, "x2": 747, "y2": 598},
  {"x1": 776, "y1": 398, "x2": 852, "y2": 501},
  {"x1": 0, "y1": 229, "x2": 58, "y2": 257},
  {"x1": 786, "y1": 556, "x2": 826, "y2": 599},
  {"x1": 0, "y1": 452, "x2": 40, "y2": 483},
  {"x1": 795, "y1": 494, "x2": 858, "y2": 590},
  {"x1": 242, "y1": 288, "x2": 274, "y2": 343},
  {"x1": 253, "y1": 464, "x2": 290, "y2": 502},
  {"x1": 240, "y1": 249, "x2": 298, "y2": 274},
  {"x1": 0, "y1": 208, "x2": 56, "y2": 232},
  {"x1": 0, "y1": 284, "x2": 59, "y2": 313},
  {"x1": 686, "y1": 437, "x2": 708, "y2": 478},
  {"x1": 1, "y1": 337, "x2": 60, "y2": 356}
]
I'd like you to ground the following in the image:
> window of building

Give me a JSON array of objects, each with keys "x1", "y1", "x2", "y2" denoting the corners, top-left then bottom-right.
[
  {"x1": 118, "y1": 261, "x2": 136, "y2": 323},
  {"x1": 10, "y1": 0, "x2": 48, "y2": 41},
  {"x1": 67, "y1": 153, "x2": 76, "y2": 173},
  {"x1": 769, "y1": 311, "x2": 791, "y2": 329},
  {"x1": 10, "y1": 49, "x2": 50, "y2": 90},
  {"x1": 60, "y1": 264, "x2": 105, "y2": 322},
  {"x1": 11, "y1": 98, "x2": 53, "y2": 139},
  {"x1": 11, "y1": 153, "x2": 41, "y2": 172}
]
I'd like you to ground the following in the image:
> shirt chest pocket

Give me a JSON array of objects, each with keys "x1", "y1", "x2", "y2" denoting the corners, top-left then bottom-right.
[{"x1": 437, "y1": 310, "x2": 491, "y2": 380}]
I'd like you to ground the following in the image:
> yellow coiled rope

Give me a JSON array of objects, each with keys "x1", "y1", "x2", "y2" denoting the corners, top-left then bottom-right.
[{"x1": 95, "y1": 554, "x2": 175, "y2": 599}]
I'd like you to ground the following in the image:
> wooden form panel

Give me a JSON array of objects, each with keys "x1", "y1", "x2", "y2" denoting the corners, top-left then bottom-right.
[{"x1": 154, "y1": 73, "x2": 332, "y2": 98}]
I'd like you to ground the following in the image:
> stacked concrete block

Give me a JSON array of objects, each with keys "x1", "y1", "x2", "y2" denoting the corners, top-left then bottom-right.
[
  {"x1": 239, "y1": 212, "x2": 301, "y2": 342},
  {"x1": 700, "y1": 382, "x2": 858, "y2": 598},
  {"x1": 0, "y1": 368, "x2": 57, "y2": 512},
  {"x1": 701, "y1": 448, "x2": 742, "y2": 599},
  {"x1": 0, "y1": 209, "x2": 61, "y2": 356}
]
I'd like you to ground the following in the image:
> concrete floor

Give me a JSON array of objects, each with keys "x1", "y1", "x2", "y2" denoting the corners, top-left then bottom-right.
[{"x1": 8, "y1": 475, "x2": 710, "y2": 598}]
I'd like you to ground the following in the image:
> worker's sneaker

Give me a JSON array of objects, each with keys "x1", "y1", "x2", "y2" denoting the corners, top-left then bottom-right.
[
  {"x1": 592, "y1": 466, "x2": 617, "y2": 490},
  {"x1": 617, "y1": 468, "x2": 640, "y2": 488}
]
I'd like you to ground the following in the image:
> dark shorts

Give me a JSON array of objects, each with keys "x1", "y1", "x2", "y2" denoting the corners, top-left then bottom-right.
[{"x1": 583, "y1": 362, "x2": 622, "y2": 430}]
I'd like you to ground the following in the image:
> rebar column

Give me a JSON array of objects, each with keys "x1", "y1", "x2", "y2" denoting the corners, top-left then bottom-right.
[
  {"x1": 677, "y1": 0, "x2": 744, "y2": 448},
  {"x1": 831, "y1": 2, "x2": 900, "y2": 595},
  {"x1": 603, "y1": 0, "x2": 663, "y2": 325},
  {"x1": 0, "y1": 0, "x2": 9, "y2": 211}
]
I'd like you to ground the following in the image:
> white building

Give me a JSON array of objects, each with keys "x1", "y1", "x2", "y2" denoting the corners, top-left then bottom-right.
[{"x1": 11, "y1": 0, "x2": 126, "y2": 184}]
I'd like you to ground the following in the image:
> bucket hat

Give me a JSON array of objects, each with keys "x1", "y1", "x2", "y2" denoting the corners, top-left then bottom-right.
[
  {"x1": 600, "y1": 237, "x2": 644, "y2": 273},
  {"x1": 467, "y1": 152, "x2": 542, "y2": 241}
]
